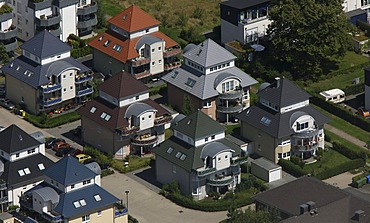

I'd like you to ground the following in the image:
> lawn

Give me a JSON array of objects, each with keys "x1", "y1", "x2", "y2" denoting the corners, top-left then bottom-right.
[
  {"x1": 225, "y1": 123, "x2": 240, "y2": 135},
  {"x1": 325, "y1": 130, "x2": 367, "y2": 153}
]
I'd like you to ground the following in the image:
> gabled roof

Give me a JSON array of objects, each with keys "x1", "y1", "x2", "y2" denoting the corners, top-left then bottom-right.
[
  {"x1": 108, "y1": 5, "x2": 160, "y2": 33},
  {"x1": 2, "y1": 56, "x2": 91, "y2": 89},
  {"x1": 54, "y1": 184, "x2": 119, "y2": 218},
  {"x1": 172, "y1": 111, "x2": 225, "y2": 140},
  {"x1": 21, "y1": 30, "x2": 71, "y2": 58},
  {"x1": 183, "y1": 39, "x2": 236, "y2": 67},
  {"x1": 98, "y1": 71, "x2": 148, "y2": 99},
  {"x1": 0, "y1": 124, "x2": 41, "y2": 154},
  {"x1": 236, "y1": 104, "x2": 330, "y2": 139},
  {"x1": 257, "y1": 77, "x2": 311, "y2": 108},
  {"x1": 220, "y1": 0, "x2": 270, "y2": 10},
  {"x1": 162, "y1": 65, "x2": 257, "y2": 100},
  {"x1": 1, "y1": 153, "x2": 54, "y2": 187},
  {"x1": 43, "y1": 156, "x2": 96, "y2": 186},
  {"x1": 88, "y1": 31, "x2": 178, "y2": 63}
]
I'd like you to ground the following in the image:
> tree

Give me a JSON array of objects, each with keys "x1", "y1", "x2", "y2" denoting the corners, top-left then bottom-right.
[
  {"x1": 267, "y1": 0, "x2": 351, "y2": 80},
  {"x1": 182, "y1": 94, "x2": 194, "y2": 115},
  {"x1": 224, "y1": 207, "x2": 281, "y2": 223},
  {"x1": 95, "y1": 0, "x2": 107, "y2": 28},
  {"x1": 0, "y1": 43, "x2": 9, "y2": 64}
]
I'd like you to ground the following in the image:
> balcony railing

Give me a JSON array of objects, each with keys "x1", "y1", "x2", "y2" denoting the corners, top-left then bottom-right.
[
  {"x1": 0, "y1": 11, "x2": 12, "y2": 22},
  {"x1": 134, "y1": 70, "x2": 151, "y2": 79},
  {"x1": 0, "y1": 26, "x2": 17, "y2": 40},
  {"x1": 77, "y1": 1, "x2": 98, "y2": 16},
  {"x1": 239, "y1": 16, "x2": 268, "y2": 25},
  {"x1": 75, "y1": 75, "x2": 93, "y2": 84},
  {"x1": 120, "y1": 126, "x2": 140, "y2": 136},
  {"x1": 4, "y1": 39, "x2": 17, "y2": 52},
  {"x1": 197, "y1": 167, "x2": 216, "y2": 177},
  {"x1": 42, "y1": 212, "x2": 63, "y2": 223},
  {"x1": 42, "y1": 84, "x2": 61, "y2": 93},
  {"x1": 217, "y1": 104, "x2": 243, "y2": 114},
  {"x1": 163, "y1": 48, "x2": 182, "y2": 58},
  {"x1": 0, "y1": 196, "x2": 8, "y2": 204},
  {"x1": 131, "y1": 134, "x2": 158, "y2": 146},
  {"x1": 218, "y1": 89, "x2": 243, "y2": 100},
  {"x1": 115, "y1": 208, "x2": 128, "y2": 217},
  {"x1": 35, "y1": 14, "x2": 61, "y2": 27},
  {"x1": 292, "y1": 129, "x2": 319, "y2": 139},
  {"x1": 76, "y1": 87, "x2": 93, "y2": 96},
  {"x1": 207, "y1": 176, "x2": 233, "y2": 186},
  {"x1": 292, "y1": 143, "x2": 319, "y2": 152},
  {"x1": 231, "y1": 156, "x2": 248, "y2": 166},
  {"x1": 49, "y1": 27, "x2": 61, "y2": 37},
  {"x1": 77, "y1": 16, "x2": 98, "y2": 29},
  {"x1": 154, "y1": 116, "x2": 172, "y2": 126},
  {"x1": 43, "y1": 97, "x2": 62, "y2": 106},
  {"x1": 164, "y1": 61, "x2": 181, "y2": 71},
  {"x1": 0, "y1": 179, "x2": 6, "y2": 190},
  {"x1": 132, "y1": 58, "x2": 151, "y2": 67}
]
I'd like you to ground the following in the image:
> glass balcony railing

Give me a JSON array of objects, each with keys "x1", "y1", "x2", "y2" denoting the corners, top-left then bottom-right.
[
  {"x1": 43, "y1": 97, "x2": 62, "y2": 106},
  {"x1": 76, "y1": 87, "x2": 93, "y2": 96},
  {"x1": 42, "y1": 84, "x2": 61, "y2": 93},
  {"x1": 75, "y1": 75, "x2": 93, "y2": 84},
  {"x1": 207, "y1": 176, "x2": 233, "y2": 186},
  {"x1": 216, "y1": 104, "x2": 243, "y2": 114},
  {"x1": 197, "y1": 167, "x2": 216, "y2": 177},
  {"x1": 115, "y1": 207, "x2": 128, "y2": 217}
]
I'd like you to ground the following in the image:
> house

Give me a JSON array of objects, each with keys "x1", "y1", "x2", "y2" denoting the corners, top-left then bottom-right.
[
  {"x1": 88, "y1": 5, "x2": 181, "y2": 80},
  {"x1": 153, "y1": 110, "x2": 247, "y2": 200},
  {"x1": 1, "y1": 30, "x2": 93, "y2": 115},
  {"x1": 254, "y1": 176, "x2": 370, "y2": 222},
  {"x1": 8, "y1": 0, "x2": 98, "y2": 41},
  {"x1": 20, "y1": 156, "x2": 128, "y2": 223},
  {"x1": 162, "y1": 38, "x2": 257, "y2": 122},
  {"x1": 220, "y1": 0, "x2": 271, "y2": 45},
  {"x1": 78, "y1": 71, "x2": 172, "y2": 158},
  {"x1": 0, "y1": 124, "x2": 54, "y2": 211},
  {"x1": 0, "y1": 1, "x2": 17, "y2": 52},
  {"x1": 236, "y1": 77, "x2": 330, "y2": 163}
]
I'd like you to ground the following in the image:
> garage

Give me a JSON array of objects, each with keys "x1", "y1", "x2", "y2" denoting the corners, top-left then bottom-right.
[{"x1": 251, "y1": 157, "x2": 282, "y2": 183}]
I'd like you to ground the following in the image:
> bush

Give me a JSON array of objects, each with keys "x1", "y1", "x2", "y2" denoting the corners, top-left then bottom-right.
[
  {"x1": 71, "y1": 46, "x2": 92, "y2": 58},
  {"x1": 331, "y1": 141, "x2": 368, "y2": 160},
  {"x1": 149, "y1": 84, "x2": 167, "y2": 96},
  {"x1": 343, "y1": 83, "x2": 364, "y2": 95},
  {"x1": 101, "y1": 169, "x2": 114, "y2": 177},
  {"x1": 128, "y1": 215, "x2": 139, "y2": 223},
  {"x1": 357, "y1": 20, "x2": 370, "y2": 37},
  {"x1": 290, "y1": 156, "x2": 305, "y2": 168},
  {"x1": 24, "y1": 112, "x2": 81, "y2": 128},
  {"x1": 352, "y1": 177, "x2": 367, "y2": 188},
  {"x1": 324, "y1": 133, "x2": 332, "y2": 142},
  {"x1": 278, "y1": 159, "x2": 308, "y2": 177},
  {"x1": 314, "y1": 159, "x2": 365, "y2": 180}
]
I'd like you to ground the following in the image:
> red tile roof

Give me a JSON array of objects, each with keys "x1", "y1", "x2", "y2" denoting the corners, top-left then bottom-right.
[
  {"x1": 88, "y1": 31, "x2": 179, "y2": 63},
  {"x1": 108, "y1": 5, "x2": 160, "y2": 33},
  {"x1": 98, "y1": 71, "x2": 149, "y2": 99}
]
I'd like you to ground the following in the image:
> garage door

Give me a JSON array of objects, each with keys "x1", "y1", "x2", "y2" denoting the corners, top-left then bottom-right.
[{"x1": 269, "y1": 169, "x2": 281, "y2": 182}]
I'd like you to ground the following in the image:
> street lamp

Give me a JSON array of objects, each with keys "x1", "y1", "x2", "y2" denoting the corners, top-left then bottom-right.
[{"x1": 125, "y1": 190, "x2": 129, "y2": 210}]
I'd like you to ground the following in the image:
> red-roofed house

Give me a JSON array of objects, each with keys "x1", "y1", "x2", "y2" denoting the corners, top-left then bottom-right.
[
  {"x1": 78, "y1": 71, "x2": 172, "y2": 158},
  {"x1": 88, "y1": 5, "x2": 181, "y2": 80}
]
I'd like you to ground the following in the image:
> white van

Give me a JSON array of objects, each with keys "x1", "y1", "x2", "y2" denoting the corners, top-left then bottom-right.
[{"x1": 319, "y1": 89, "x2": 345, "y2": 104}]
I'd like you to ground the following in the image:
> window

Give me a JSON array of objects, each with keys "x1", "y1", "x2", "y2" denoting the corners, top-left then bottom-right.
[
  {"x1": 152, "y1": 48, "x2": 155, "y2": 53},
  {"x1": 63, "y1": 88, "x2": 66, "y2": 92},
  {"x1": 158, "y1": 46, "x2": 161, "y2": 51},
  {"x1": 82, "y1": 215, "x2": 90, "y2": 222},
  {"x1": 97, "y1": 211, "x2": 102, "y2": 216},
  {"x1": 71, "y1": 184, "x2": 75, "y2": 189},
  {"x1": 149, "y1": 115, "x2": 152, "y2": 118},
  {"x1": 70, "y1": 86, "x2": 73, "y2": 90},
  {"x1": 70, "y1": 72, "x2": 73, "y2": 77},
  {"x1": 278, "y1": 153, "x2": 282, "y2": 159},
  {"x1": 16, "y1": 153, "x2": 19, "y2": 158},
  {"x1": 205, "y1": 137, "x2": 208, "y2": 142},
  {"x1": 222, "y1": 80, "x2": 234, "y2": 92},
  {"x1": 63, "y1": 75, "x2": 66, "y2": 79},
  {"x1": 94, "y1": 195, "x2": 101, "y2": 201},
  {"x1": 203, "y1": 101, "x2": 212, "y2": 108},
  {"x1": 225, "y1": 155, "x2": 228, "y2": 159},
  {"x1": 166, "y1": 147, "x2": 174, "y2": 154},
  {"x1": 27, "y1": 148, "x2": 35, "y2": 154},
  {"x1": 56, "y1": 182, "x2": 59, "y2": 187},
  {"x1": 158, "y1": 59, "x2": 162, "y2": 64},
  {"x1": 146, "y1": 29, "x2": 149, "y2": 33},
  {"x1": 175, "y1": 152, "x2": 182, "y2": 158},
  {"x1": 211, "y1": 135, "x2": 215, "y2": 140},
  {"x1": 83, "y1": 180, "x2": 91, "y2": 185},
  {"x1": 142, "y1": 117, "x2": 145, "y2": 121},
  {"x1": 152, "y1": 61, "x2": 155, "y2": 66},
  {"x1": 218, "y1": 157, "x2": 221, "y2": 162},
  {"x1": 136, "y1": 96, "x2": 139, "y2": 100}
]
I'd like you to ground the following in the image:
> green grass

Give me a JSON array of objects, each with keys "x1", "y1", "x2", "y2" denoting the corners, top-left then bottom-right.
[
  {"x1": 313, "y1": 105, "x2": 370, "y2": 143},
  {"x1": 326, "y1": 130, "x2": 366, "y2": 152},
  {"x1": 112, "y1": 156, "x2": 153, "y2": 173},
  {"x1": 24, "y1": 111, "x2": 81, "y2": 128},
  {"x1": 225, "y1": 123, "x2": 240, "y2": 135},
  {"x1": 303, "y1": 149, "x2": 350, "y2": 175},
  {"x1": 337, "y1": 51, "x2": 369, "y2": 70},
  {"x1": 99, "y1": 0, "x2": 124, "y2": 17}
]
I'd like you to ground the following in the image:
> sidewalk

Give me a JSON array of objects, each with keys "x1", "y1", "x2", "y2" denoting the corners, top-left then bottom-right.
[{"x1": 325, "y1": 124, "x2": 367, "y2": 149}]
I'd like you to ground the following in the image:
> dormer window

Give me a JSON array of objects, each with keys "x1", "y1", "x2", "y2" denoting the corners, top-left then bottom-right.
[
  {"x1": 222, "y1": 80, "x2": 234, "y2": 93},
  {"x1": 296, "y1": 122, "x2": 308, "y2": 131}
]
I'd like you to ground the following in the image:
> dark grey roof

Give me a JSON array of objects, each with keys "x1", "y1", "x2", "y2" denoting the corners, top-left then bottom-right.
[
  {"x1": 1, "y1": 153, "x2": 54, "y2": 187},
  {"x1": 2, "y1": 56, "x2": 91, "y2": 89},
  {"x1": 172, "y1": 111, "x2": 225, "y2": 140},
  {"x1": 43, "y1": 156, "x2": 97, "y2": 186},
  {"x1": 30, "y1": 131, "x2": 46, "y2": 144},
  {"x1": 201, "y1": 142, "x2": 234, "y2": 158},
  {"x1": 172, "y1": 114, "x2": 186, "y2": 125},
  {"x1": 124, "y1": 102, "x2": 156, "y2": 118},
  {"x1": 33, "y1": 186, "x2": 59, "y2": 205},
  {"x1": 153, "y1": 136, "x2": 241, "y2": 171},
  {"x1": 162, "y1": 65, "x2": 257, "y2": 100},
  {"x1": 21, "y1": 30, "x2": 71, "y2": 58},
  {"x1": 257, "y1": 78, "x2": 311, "y2": 107},
  {"x1": 54, "y1": 184, "x2": 119, "y2": 218},
  {"x1": 236, "y1": 104, "x2": 331, "y2": 138},
  {"x1": 183, "y1": 43, "x2": 197, "y2": 53},
  {"x1": 84, "y1": 162, "x2": 102, "y2": 175},
  {"x1": 135, "y1": 35, "x2": 162, "y2": 50},
  {"x1": 221, "y1": 0, "x2": 270, "y2": 10},
  {"x1": 0, "y1": 124, "x2": 42, "y2": 154},
  {"x1": 213, "y1": 72, "x2": 241, "y2": 89},
  {"x1": 252, "y1": 157, "x2": 280, "y2": 171},
  {"x1": 183, "y1": 39, "x2": 236, "y2": 67},
  {"x1": 258, "y1": 82, "x2": 270, "y2": 92}
]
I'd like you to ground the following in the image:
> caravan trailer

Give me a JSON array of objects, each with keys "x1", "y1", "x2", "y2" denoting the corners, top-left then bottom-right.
[{"x1": 319, "y1": 89, "x2": 345, "y2": 104}]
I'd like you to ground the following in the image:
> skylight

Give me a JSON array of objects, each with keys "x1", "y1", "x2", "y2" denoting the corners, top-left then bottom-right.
[
  {"x1": 171, "y1": 71, "x2": 178, "y2": 79},
  {"x1": 105, "y1": 114, "x2": 111, "y2": 121},
  {"x1": 90, "y1": 106, "x2": 96, "y2": 113},
  {"x1": 24, "y1": 168, "x2": 31, "y2": 175},
  {"x1": 80, "y1": 199, "x2": 87, "y2": 206},
  {"x1": 185, "y1": 78, "x2": 196, "y2": 87},
  {"x1": 180, "y1": 154, "x2": 187, "y2": 161},
  {"x1": 94, "y1": 194, "x2": 101, "y2": 202},
  {"x1": 18, "y1": 169, "x2": 25, "y2": 176},
  {"x1": 166, "y1": 147, "x2": 174, "y2": 154},
  {"x1": 103, "y1": 40, "x2": 111, "y2": 47},
  {"x1": 98, "y1": 35, "x2": 104, "y2": 41},
  {"x1": 260, "y1": 116, "x2": 272, "y2": 126},
  {"x1": 73, "y1": 201, "x2": 81, "y2": 208},
  {"x1": 113, "y1": 44, "x2": 122, "y2": 52},
  {"x1": 24, "y1": 70, "x2": 33, "y2": 77},
  {"x1": 100, "y1": 112, "x2": 107, "y2": 119},
  {"x1": 175, "y1": 152, "x2": 182, "y2": 158},
  {"x1": 38, "y1": 163, "x2": 45, "y2": 170}
]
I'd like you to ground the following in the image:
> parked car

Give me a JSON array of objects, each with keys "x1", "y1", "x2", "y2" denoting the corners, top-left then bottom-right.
[
  {"x1": 357, "y1": 107, "x2": 370, "y2": 118},
  {"x1": 52, "y1": 142, "x2": 70, "y2": 151},
  {"x1": 0, "y1": 98, "x2": 15, "y2": 110},
  {"x1": 55, "y1": 147, "x2": 76, "y2": 157},
  {"x1": 45, "y1": 138, "x2": 66, "y2": 149},
  {"x1": 75, "y1": 154, "x2": 92, "y2": 163},
  {"x1": 72, "y1": 149, "x2": 84, "y2": 157}
]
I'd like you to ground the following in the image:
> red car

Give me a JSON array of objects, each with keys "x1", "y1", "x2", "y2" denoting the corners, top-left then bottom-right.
[{"x1": 52, "y1": 142, "x2": 71, "y2": 151}]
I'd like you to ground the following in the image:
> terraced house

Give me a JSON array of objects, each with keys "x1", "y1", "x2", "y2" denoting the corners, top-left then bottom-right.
[
  {"x1": 0, "y1": 1, "x2": 17, "y2": 52},
  {"x1": 153, "y1": 111, "x2": 247, "y2": 200},
  {"x1": 7, "y1": 0, "x2": 98, "y2": 41},
  {"x1": 2, "y1": 30, "x2": 93, "y2": 114},
  {"x1": 89, "y1": 5, "x2": 181, "y2": 80}
]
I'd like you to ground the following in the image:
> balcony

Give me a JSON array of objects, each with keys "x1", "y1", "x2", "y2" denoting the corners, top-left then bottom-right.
[
  {"x1": 35, "y1": 14, "x2": 61, "y2": 27},
  {"x1": 239, "y1": 16, "x2": 268, "y2": 25},
  {"x1": 115, "y1": 208, "x2": 128, "y2": 217},
  {"x1": 164, "y1": 61, "x2": 181, "y2": 71},
  {"x1": 197, "y1": 167, "x2": 216, "y2": 177},
  {"x1": 231, "y1": 156, "x2": 248, "y2": 166},
  {"x1": 207, "y1": 176, "x2": 233, "y2": 186},
  {"x1": 0, "y1": 13, "x2": 12, "y2": 23},
  {"x1": 131, "y1": 134, "x2": 158, "y2": 146},
  {"x1": 292, "y1": 143, "x2": 319, "y2": 152},
  {"x1": 42, "y1": 84, "x2": 61, "y2": 93},
  {"x1": 154, "y1": 116, "x2": 172, "y2": 126},
  {"x1": 218, "y1": 89, "x2": 243, "y2": 100},
  {"x1": 42, "y1": 97, "x2": 62, "y2": 106},
  {"x1": 77, "y1": 1, "x2": 98, "y2": 15},
  {"x1": 132, "y1": 57, "x2": 151, "y2": 67},
  {"x1": 163, "y1": 48, "x2": 182, "y2": 58},
  {"x1": 120, "y1": 126, "x2": 140, "y2": 136},
  {"x1": 0, "y1": 196, "x2": 8, "y2": 204},
  {"x1": 293, "y1": 129, "x2": 319, "y2": 139},
  {"x1": 75, "y1": 75, "x2": 93, "y2": 84},
  {"x1": 134, "y1": 70, "x2": 151, "y2": 79},
  {"x1": 76, "y1": 87, "x2": 93, "y2": 97},
  {"x1": 4, "y1": 39, "x2": 17, "y2": 52},
  {"x1": 42, "y1": 212, "x2": 63, "y2": 223},
  {"x1": 49, "y1": 27, "x2": 61, "y2": 37},
  {"x1": 28, "y1": 0, "x2": 53, "y2": 11},
  {"x1": 217, "y1": 104, "x2": 243, "y2": 114},
  {"x1": 0, "y1": 26, "x2": 17, "y2": 41},
  {"x1": 77, "y1": 16, "x2": 98, "y2": 29}
]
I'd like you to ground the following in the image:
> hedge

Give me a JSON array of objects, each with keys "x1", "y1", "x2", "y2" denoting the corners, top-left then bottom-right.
[
  {"x1": 352, "y1": 177, "x2": 367, "y2": 188},
  {"x1": 24, "y1": 112, "x2": 81, "y2": 128},
  {"x1": 357, "y1": 20, "x2": 370, "y2": 37},
  {"x1": 331, "y1": 141, "x2": 368, "y2": 161},
  {"x1": 314, "y1": 159, "x2": 365, "y2": 180},
  {"x1": 278, "y1": 159, "x2": 308, "y2": 178},
  {"x1": 343, "y1": 83, "x2": 364, "y2": 96},
  {"x1": 71, "y1": 46, "x2": 92, "y2": 58}
]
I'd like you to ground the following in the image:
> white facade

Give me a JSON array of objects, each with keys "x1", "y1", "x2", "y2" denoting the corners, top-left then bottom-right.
[
  {"x1": 8, "y1": 181, "x2": 42, "y2": 205},
  {"x1": 61, "y1": 69, "x2": 77, "y2": 101},
  {"x1": 60, "y1": 4, "x2": 77, "y2": 41}
]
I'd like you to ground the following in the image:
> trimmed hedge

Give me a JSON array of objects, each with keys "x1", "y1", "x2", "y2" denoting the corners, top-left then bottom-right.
[
  {"x1": 24, "y1": 112, "x2": 81, "y2": 128},
  {"x1": 331, "y1": 141, "x2": 368, "y2": 160},
  {"x1": 314, "y1": 159, "x2": 365, "y2": 180},
  {"x1": 343, "y1": 83, "x2": 365, "y2": 96},
  {"x1": 353, "y1": 177, "x2": 367, "y2": 188},
  {"x1": 278, "y1": 159, "x2": 308, "y2": 177},
  {"x1": 71, "y1": 46, "x2": 92, "y2": 58},
  {"x1": 357, "y1": 20, "x2": 370, "y2": 37}
]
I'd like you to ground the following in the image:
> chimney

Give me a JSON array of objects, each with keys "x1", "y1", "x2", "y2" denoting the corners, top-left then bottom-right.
[
  {"x1": 354, "y1": 210, "x2": 365, "y2": 222},
  {"x1": 299, "y1": 203, "x2": 309, "y2": 215},
  {"x1": 306, "y1": 201, "x2": 315, "y2": 211},
  {"x1": 275, "y1": 77, "x2": 281, "y2": 88}
]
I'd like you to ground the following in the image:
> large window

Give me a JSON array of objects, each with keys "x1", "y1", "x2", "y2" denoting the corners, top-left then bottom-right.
[
  {"x1": 222, "y1": 80, "x2": 234, "y2": 93},
  {"x1": 82, "y1": 215, "x2": 90, "y2": 222},
  {"x1": 296, "y1": 122, "x2": 309, "y2": 131}
]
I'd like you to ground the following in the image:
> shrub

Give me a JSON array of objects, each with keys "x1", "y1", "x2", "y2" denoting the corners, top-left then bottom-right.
[
  {"x1": 324, "y1": 133, "x2": 332, "y2": 142},
  {"x1": 331, "y1": 142, "x2": 368, "y2": 160},
  {"x1": 278, "y1": 159, "x2": 308, "y2": 177},
  {"x1": 71, "y1": 46, "x2": 92, "y2": 58},
  {"x1": 128, "y1": 215, "x2": 139, "y2": 223},
  {"x1": 357, "y1": 20, "x2": 370, "y2": 37},
  {"x1": 314, "y1": 159, "x2": 365, "y2": 180},
  {"x1": 290, "y1": 156, "x2": 305, "y2": 168},
  {"x1": 24, "y1": 112, "x2": 81, "y2": 128},
  {"x1": 0, "y1": 4, "x2": 12, "y2": 14},
  {"x1": 352, "y1": 177, "x2": 367, "y2": 188},
  {"x1": 101, "y1": 169, "x2": 114, "y2": 177}
]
